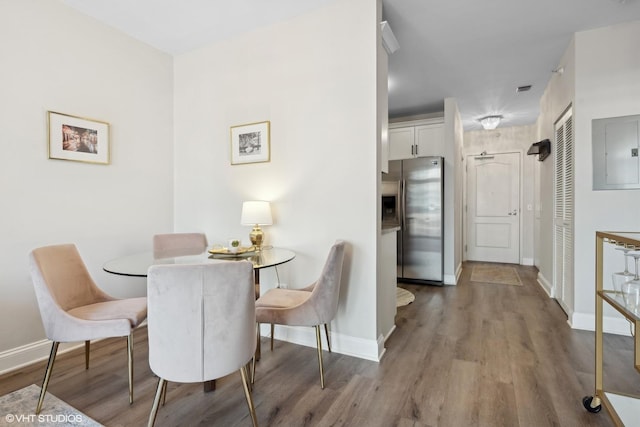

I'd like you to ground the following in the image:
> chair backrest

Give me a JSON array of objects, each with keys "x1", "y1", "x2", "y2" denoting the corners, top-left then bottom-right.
[
  {"x1": 153, "y1": 233, "x2": 208, "y2": 257},
  {"x1": 29, "y1": 244, "x2": 113, "y2": 339},
  {"x1": 30, "y1": 244, "x2": 111, "y2": 312},
  {"x1": 306, "y1": 240, "x2": 346, "y2": 323},
  {"x1": 147, "y1": 261, "x2": 255, "y2": 383}
]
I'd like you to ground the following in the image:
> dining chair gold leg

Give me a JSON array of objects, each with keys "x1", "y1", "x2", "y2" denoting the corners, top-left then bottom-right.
[
  {"x1": 240, "y1": 365, "x2": 259, "y2": 427},
  {"x1": 270, "y1": 323, "x2": 274, "y2": 351},
  {"x1": 324, "y1": 324, "x2": 331, "y2": 353},
  {"x1": 315, "y1": 325, "x2": 325, "y2": 389},
  {"x1": 148, "y1": 377, "x2": 166, "y2": 427},
  {"x1": 36, "y1": 341, "x2": 59, "y2": 414},
  {"x1": 252, "y1": 323, "x2": 259, "y2": 384},
  {"x1": 160, "y1": 379, "x2": 168, "y2": 406},
  {"x1": 85, "y1": 340, "x2": 90, "y2": 369},
  {"x1": 127, "y1": 332, "x2": 134, "y2": 404},
  {"x1": 256, "y1": 323, "x2": 261, "y2": 361},
  {"x1": 245, "y1": 361, "x2": 253, "y2": 392}
]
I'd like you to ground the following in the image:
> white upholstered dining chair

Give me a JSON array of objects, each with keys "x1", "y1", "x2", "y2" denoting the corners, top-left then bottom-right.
[
  {"x1": 146, "y1": 261, "x2": 258, "y2": 427},
  {"x1": 152, "y1": 232, "x2": 208, "y2": 257},
  {"x1": 254, "y1": 240, "x2": 346, "y2": 389},
  {"x1": 28, "y1": 244, "x2": 147, "y2": 414}
]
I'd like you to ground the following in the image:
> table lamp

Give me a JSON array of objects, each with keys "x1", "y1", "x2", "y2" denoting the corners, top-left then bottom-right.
[{"x1": 241, "y1": 201, "x2": 272, "y2": 251}]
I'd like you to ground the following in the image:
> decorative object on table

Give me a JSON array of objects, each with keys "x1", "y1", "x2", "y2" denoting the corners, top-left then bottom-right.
[
  {"x1": 470, "y1": 263, "x2": 522, "y2": 286},
  {"x1": 230, "y1": 120, "x2": 270, "y2": 165},
  {"x1": 208, "y1": 245, "x2": 255, "y2": 256},
  {"x1": 241, "y1": 200, "x2": 273, "y2": 251},
  {"x1": 48, "y1": 111, "x2": 110, "y2": 164},
  {"x1": 0, "y1": 384, "x2": 103, "y2": 426},
  {"x1": 228, "y1": 239, "x2": 241, "y2": 254},
  {"x1": 396, "y1": 287, "x2": 415, "y2": 307}
]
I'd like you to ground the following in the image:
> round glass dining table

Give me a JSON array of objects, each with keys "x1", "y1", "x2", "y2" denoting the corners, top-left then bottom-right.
[
  {"x1": 103, "y1": 246, "x2": 295, "y2": 392},
  {"x1": 103, "y1": 246, "x2": 296, "y2": 278}
]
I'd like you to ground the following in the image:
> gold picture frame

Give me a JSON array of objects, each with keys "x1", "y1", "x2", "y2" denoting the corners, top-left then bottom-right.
[
  {"x1": 48, "y1": 111, "x2": 110, "y2": 164},
  {"x1": 230, "y1": 121, "x2": 270, "y2": 165}
]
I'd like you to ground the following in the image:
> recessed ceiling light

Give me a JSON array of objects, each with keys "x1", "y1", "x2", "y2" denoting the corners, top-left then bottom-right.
[{"x1": 516, "y1": 85, "x2": 532, "y2": 93}]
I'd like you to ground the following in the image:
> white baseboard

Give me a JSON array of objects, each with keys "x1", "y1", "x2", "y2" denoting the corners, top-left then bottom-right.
[
  {"x1": 443, "y1": 262, "x2": 462, "y2": 286},
  {"x1": 521, "y1": 257, "x2": 534, "y2": 266},
  {"x1": 571, "y1": 312, "x2": 632, "y2": 336},
  {"x1": 537, "y1": 271, "x2": 553, "y2": 297},
  {"x1": 262, "y1": 324, "x2": 382, "y2": 362},
  {"x1": 0, "y1": 340, "x2": 83, "y2": 376}
]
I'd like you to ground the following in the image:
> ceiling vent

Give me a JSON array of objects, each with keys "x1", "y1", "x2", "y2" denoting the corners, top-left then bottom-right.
[{"x1": 516, "y1": 85, "x2": 532, "y2": 93}]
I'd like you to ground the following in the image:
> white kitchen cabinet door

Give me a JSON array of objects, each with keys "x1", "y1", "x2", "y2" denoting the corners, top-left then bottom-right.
[
  {"x1": 388, "y1": 127, "x2": 415, "y2": 160},
  {"x1": 415, "y1": 124, "x2": 444, "y2": 157}
]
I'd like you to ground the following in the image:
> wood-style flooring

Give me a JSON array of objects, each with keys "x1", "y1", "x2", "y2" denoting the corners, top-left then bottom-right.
[{"x1": 2, "y1": 261, "x2": 639, "y2": 426}]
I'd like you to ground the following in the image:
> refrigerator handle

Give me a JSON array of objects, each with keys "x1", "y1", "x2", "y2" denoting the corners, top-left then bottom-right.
[{"x1": 401, "y1": 179, "x2": 406, "y2": 229}]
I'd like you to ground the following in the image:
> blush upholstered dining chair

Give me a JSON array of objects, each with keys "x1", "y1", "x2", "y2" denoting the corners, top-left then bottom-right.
[
  {"x1": 146, "y1": 261, "x2": 258, "y2": 427},
  {"x1": 152, "y1": 232, "x2": 208, "y2": 257},
  {"x1": 28, "y1": 244, "x2": 147, "y2": 414},
  {"x1": 254, "y1": 240, "x2": 346, "y2": 389}
]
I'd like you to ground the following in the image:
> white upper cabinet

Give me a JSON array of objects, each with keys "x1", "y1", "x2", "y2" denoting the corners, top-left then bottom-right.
[
  {"x1": 388, "y1": 127, "x2": 415, "y2": 160},
  {"x1": 388, "y1": 119, "x2": 444, "y2": 160}
]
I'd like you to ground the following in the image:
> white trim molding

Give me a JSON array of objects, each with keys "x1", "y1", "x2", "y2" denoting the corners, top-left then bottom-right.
[
  {"x1": 572, "y1": 312, "x2": 632, "y2": 337},
  {"x1": 537, "y1": 271, "x2": 553, "y2": 297},
  {"x1": 262, "y1": 324, "x2": 382, "y2": 362},
  {"x1": 444, "y1": 262, "x2": 462, "y2": 285},
  {"x1": 0, "y1": 340, "x2": 83, "y2": 376}
]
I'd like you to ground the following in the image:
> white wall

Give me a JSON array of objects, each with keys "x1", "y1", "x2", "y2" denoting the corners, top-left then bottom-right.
[
  {"x1": 0, "y1": 1, "x2": 174, "y2": 370},
  {"x1": 534, "y1": 20, "x2": 640, "y2": 332},
  {"x1": 464, "y1": 125, "x2": 538, "y2": 265},
  {"x1": 572, "y1": 20, "x2": 640, "y2": 330},
  {"x1": 173, "y1": 0, "x2": 382, "y2": 359},
  {"x1": 376, "y1": 0, "x2": 395, "y2": 347},
  {"x1": 535, "y1": 37, "x2": 575, "y2": 295},
  {"x1": 444, "y1": 98, "x2": 464, "y2": 284}
]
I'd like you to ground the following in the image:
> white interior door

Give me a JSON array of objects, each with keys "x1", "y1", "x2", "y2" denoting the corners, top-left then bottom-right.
[{"x1": 466, "y1": 152, "x2": 520, "y2": 263}]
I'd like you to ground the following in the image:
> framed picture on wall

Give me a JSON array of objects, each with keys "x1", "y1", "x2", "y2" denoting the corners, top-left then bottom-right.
[
  {"x1": 230, "y1": 121, "x2": 270, "y2": 165},
  {"x1": 48, "y1": 111, "x2": 110, "y2": 164}
]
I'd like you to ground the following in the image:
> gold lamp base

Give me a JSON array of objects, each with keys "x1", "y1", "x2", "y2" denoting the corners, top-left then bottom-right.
[{"x1": 249, "y1": 225, "x2": 264, "y2": 251}]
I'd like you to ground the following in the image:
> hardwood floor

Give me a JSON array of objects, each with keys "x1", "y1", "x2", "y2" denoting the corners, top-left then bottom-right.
[{"x1": 2, "y1": 261, "x2": 639, "y2": 426}]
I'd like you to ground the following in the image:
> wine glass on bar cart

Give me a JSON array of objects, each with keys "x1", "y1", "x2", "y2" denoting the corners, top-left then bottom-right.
[
  {"x1": 621, "y1": 251, "x2": 640, "y2": 316},
  {"x1": 612, "y1": 245, "x2": 635, "y2": 296}
]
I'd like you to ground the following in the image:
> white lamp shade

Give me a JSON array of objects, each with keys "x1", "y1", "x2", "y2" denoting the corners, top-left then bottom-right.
[{"x1": 241, "y1": 201, "x2": 273, "y2": 226}]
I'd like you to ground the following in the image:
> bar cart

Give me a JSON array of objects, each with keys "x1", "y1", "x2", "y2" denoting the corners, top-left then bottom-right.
[{"x1": 583, "y1": 231, "x2": 640, "y2": 425}]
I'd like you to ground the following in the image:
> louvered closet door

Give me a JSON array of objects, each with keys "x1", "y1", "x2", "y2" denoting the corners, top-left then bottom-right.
[{"x1": 554, "y1": 107, "x2": 574, "y2": 316}]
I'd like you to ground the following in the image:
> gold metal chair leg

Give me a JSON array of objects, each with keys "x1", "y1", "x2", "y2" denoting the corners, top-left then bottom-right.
[
  {"x1": 270, "y1": 323, "x2": 274, "y2": 351},
  {"x1": 252, "y1": 323, "x2": 259, "y2": 384},
  {"x1": 160, "y1": 379, "x2": 168, "y2": 406},
  {"x1": 36, "y1": 341, "x2": 59, "y2": 414},
  {"x1": 315, "y1": 325, "x2": 325, "y2": 389},
  {"x1": 127, "y1": 332, "x2": 134, "y2": 404},
  {"x1": 245, "y1": 361, "x2": 253, "y2": 392},
  {"x1": 256, "y1": 323, "x2": 261, "y2": 361},
  {"x1": 85, "y1": 340, "x2": 90, "y2": 369},
  {"x1": 324, "y1": 324, "x2": 331, "y2": 353},
  {"x1": 240, "y1": 365, "x2": 259, "y2": 427},
  {"x1": 148, "y1": 377, "x2": 166, "y2": 427}
]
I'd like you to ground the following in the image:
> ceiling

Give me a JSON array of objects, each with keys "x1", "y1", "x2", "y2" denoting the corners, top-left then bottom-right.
[{"x1": 61, "y1": 0, "x2": 640, "y2": 131}]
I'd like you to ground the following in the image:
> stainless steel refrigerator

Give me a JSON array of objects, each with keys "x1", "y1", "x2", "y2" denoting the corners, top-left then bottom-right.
[{"x1": 386, "y1": 157, "x2": 444, "y2": 284}]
